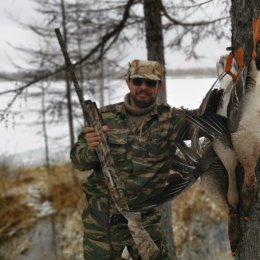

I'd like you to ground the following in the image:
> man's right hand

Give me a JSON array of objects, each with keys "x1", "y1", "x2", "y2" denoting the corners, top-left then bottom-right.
[{"x1": 83, "y1": 126, "x2": 109, "y2": 149}]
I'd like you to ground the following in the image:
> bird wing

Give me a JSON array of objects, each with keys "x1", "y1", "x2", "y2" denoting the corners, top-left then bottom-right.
[
  {"x1": 197, "y1": 70, "x2": 226, "y2": 115},
  {"x1": 190, "y1": 68, "x2": 226, "y2": 156},
  {"x1": 178, "y1": 110, "x2": 231, "y2": 145},
  {"x1": 134, "y1": 171, "x2": 197, "y2": 210},
  {"x1": 134, "y1": 142, "x2": 222, "y2": 210},
  {"x1": 227, "y1": 72, "x2": 246, "y2": 133}
]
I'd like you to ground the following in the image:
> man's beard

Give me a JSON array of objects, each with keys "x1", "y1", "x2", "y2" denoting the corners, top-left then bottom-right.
[{"x1": 131, "y1": 92, "x2": 156, "y2": 108}]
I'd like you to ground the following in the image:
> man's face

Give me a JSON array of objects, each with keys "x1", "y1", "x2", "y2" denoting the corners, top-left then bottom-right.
[{"x1": 127, "y1": 77, "x2": 163, "y2": 108}]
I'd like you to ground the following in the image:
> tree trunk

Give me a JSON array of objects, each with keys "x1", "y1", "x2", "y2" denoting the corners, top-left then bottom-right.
[
  {"x1": 236, "y1": 166, "x2": 260, "y2": 259},
  {"x1": 143, "y1": 0, "x2": 167, "y2": 104},
  {"x1": 230, "y1": 0, "x2": 260, "y2": 258},
  {"x1": 143, "y1": 1, "x2": 176, "y2": 260},
  {"x1": 41, "y1": 85, "x2": 50, "y2": 170},
  {"x1": 230, "y1": 0, "x2": 260, "y2": 59}
]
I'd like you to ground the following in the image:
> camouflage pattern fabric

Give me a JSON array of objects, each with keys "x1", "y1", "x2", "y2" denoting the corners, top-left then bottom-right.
[
  {"x1": 82, "y1": 206, "x2": 170, "y2": 260},
  {"x1": 70, "y1": 101, "x2": 183, "y2": 260},
  {"x1": 126, "y1": 59, "x2": 164, "y2": 81}
]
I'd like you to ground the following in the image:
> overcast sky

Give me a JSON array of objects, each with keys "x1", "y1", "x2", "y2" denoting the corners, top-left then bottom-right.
[
  {"x1": 0, "y1": 0, "x2": 43, "y2": 71},
  {"x1": 0, "y1": 0, "x2": 230, "y2": 72}
]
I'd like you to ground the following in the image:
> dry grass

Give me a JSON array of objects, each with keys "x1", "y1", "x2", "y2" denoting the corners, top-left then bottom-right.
[
  {"x1": 0, "y1": 161, "x2": 85, "y2": 242},
  {"x1": 0, "y1": 195, "x2": 35, "y2": 242},
  {"x1": 172, "y1": 180, "x2": 226, "y2": 223},
  {"x1": 47, "y1": 183, "x2": 84, "y2": 210},
  {"x1": 172, "y1": 180, "x2": 226, "y2": 255}
]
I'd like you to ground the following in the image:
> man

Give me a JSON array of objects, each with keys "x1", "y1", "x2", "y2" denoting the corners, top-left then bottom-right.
[{"x1": 70, "y1": 59, "x2": 190, "y2": 260}]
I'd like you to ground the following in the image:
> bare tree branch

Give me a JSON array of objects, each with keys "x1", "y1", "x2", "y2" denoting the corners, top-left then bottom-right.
[
  {"x1": 0, "y1": 0, "x2": 136, "y2": 99},
  {"x1": 161, "y1": 2, "x2": 229, "y2": 27}
]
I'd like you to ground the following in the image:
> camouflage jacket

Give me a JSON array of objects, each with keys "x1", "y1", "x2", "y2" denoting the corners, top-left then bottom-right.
[{"x1": 70, "y1": 101, "x2": 186, "y2": 213}]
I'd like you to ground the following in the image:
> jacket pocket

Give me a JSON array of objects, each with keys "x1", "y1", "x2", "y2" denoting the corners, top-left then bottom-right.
[
  {"x1": 107, "y1": 129, "x2": 128, "y2": 162},
  {"x1": 148, "y1": 131, "x2": 168, "y2": 162}
]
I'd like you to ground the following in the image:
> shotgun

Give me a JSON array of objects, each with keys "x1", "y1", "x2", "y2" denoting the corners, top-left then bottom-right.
[{"x1": 54, "y1": 28, "x2": 161, "y2": 260}]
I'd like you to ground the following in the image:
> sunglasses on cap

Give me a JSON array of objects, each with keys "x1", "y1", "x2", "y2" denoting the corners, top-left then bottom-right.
[{"x1": 131, "y1": 78, "x2": 159, "y2": 88}]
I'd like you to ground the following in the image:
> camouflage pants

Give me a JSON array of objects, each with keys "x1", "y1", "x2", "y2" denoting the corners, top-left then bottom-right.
[{"x1": 82, "y1": 206, "x2": 170, "y2": 260}]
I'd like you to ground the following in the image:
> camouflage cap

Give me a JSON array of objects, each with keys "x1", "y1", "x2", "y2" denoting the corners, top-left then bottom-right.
[{"x1": 126, "y1": 59, "x2": 164, "y2": 81}]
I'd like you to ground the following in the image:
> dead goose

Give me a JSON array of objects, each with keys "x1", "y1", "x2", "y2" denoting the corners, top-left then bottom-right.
[{"x1": 178, "y1": 53, "x2": 259, "y2": 255}]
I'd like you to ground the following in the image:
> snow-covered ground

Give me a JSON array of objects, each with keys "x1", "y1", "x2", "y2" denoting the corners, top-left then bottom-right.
[{"x1": 0, "y1": 76, "x2": 216, "y2": 165}]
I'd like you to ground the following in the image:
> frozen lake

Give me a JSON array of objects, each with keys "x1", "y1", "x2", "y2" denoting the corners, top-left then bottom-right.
[{"x1": 0, "y1": 76, "x2": 217, "y2": 165}]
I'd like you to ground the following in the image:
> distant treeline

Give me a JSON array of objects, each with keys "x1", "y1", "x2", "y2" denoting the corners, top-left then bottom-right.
[
  {"x1": 0, "y1": 67, "x2": 217, "y2": 82},
  {"x1": 167, "y1": 67, "x2": 217, "y2": 78}
]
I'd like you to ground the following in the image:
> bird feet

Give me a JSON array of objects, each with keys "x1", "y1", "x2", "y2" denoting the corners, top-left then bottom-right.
[
  {"x1": 228, "y1": 208, "x2": 240, "y2": 257},
  {"x1": 241, "y1": 181, "x2": 258, "y2": 220}
]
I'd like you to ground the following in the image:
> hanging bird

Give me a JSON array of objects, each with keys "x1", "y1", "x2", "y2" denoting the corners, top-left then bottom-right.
[
  {"x1": 179, "y1": 57, "x2": 239, "y2": 206},
  {"x1": 229, "y1": 48, "x2": 260, "y2": 219},
  {"x1": 178, "y1": 50, "x2": 260, "y2": 255},
  {"x1": 204, "y1": 56, "x2": 240, "y2": 214},
  {"x1": 180, "y1": 55, "x2": 242, "y2": 255}
]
